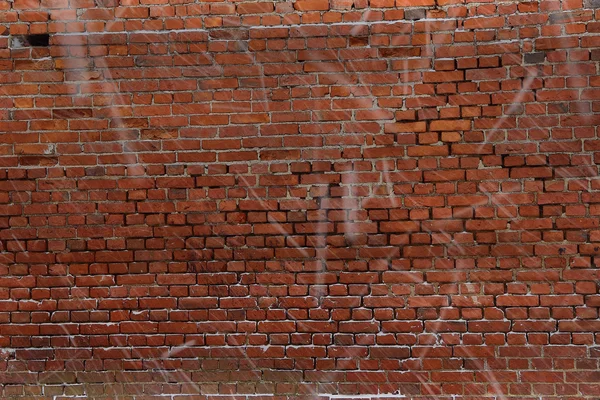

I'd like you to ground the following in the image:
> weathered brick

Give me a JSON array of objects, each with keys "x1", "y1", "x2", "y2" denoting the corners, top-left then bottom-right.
[{"x1": 0, "y1": 2, "x2": 599, "y2": 397}]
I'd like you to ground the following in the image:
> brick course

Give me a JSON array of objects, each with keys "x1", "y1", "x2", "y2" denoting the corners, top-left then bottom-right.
[{"x1": 1, "y1": 0, "x2": 600, "y2": 398}]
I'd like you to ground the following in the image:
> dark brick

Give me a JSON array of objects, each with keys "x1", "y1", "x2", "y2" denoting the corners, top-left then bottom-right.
[
  {"x1": 585, "y1": 0, "x2": 600, "y2": 7},
  {"x1": 524, "y1": 52, "x2": 546, "y2": 64},
  {"x1": 405, "y1": 8, "x2": 426, "y2": 20}
]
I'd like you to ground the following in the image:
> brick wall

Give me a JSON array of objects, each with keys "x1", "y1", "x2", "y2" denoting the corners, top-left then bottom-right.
[{"x1": 1, "y1": 0, "x2": 600, "y2": 398}]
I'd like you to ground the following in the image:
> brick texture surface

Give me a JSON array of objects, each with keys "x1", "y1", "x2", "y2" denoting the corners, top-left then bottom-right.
[{"x1": 1, "y1": 0, "x2": 600, "y2": 398}]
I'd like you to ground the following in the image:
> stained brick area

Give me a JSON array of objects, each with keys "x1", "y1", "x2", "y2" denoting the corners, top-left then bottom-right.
[{"x1": 1, "y1": 0, "x2": 600, "y2": 398}]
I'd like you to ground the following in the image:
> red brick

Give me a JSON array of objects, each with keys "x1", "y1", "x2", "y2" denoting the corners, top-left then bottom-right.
[{"x1": 0, "y1": 4, "x2": 598, "y2": 397}]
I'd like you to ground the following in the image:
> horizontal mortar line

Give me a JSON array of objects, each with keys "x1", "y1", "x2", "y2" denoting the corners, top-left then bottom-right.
[
  {"x1": 327, "y1": 395, "x2": 407, "y2": 399},
  {"x1": 54, "y1": 395, "x2": 408, "y2": 399},
  {"x1": 44, "y1": 19, "x2": 458, "y2": 37}
]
